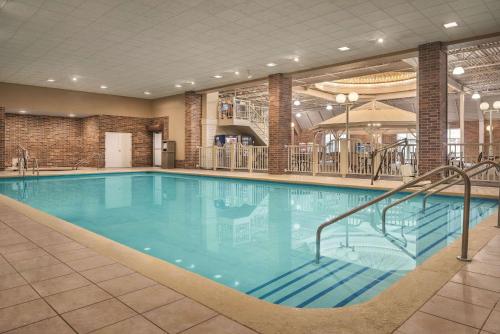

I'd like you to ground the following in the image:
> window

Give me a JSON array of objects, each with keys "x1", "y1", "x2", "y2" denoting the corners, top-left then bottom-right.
[
  {"x1": 325, "y1": 133, "x2": 346, "y2": 153},
  {"x1": 447, "y1": 128, "x2": 462, "y2": 158},
  {"x1": 397, "y1": 132, "x2": 416, "y2": 144}
]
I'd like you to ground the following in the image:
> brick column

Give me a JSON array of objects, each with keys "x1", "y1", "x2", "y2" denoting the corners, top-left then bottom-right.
[
  {"x1": 184, "y1": 92, "x2": 202, "y2": 169},
  {"x1": 0, "y1": 107, "x2": 5, "y2": 170},
  {"x1": 268, "y1": 74, "x2": 292, "y2": 174},
  {"x1": 417, "y1": 42, "x2": 448, "y2": 175}
]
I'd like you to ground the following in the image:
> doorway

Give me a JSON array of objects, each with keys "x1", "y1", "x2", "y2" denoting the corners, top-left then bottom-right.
[
  {"x1": 105, "y1": 132, "x2": 132, "y2": 168},
  {"x1": 153, "y1": 132, "x2": 162, "y2": 167}
]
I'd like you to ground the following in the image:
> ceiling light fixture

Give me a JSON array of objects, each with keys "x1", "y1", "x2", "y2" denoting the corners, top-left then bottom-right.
[
  {"x1": 471, "y1": 92, "x2": 481, "y2": 100},
  {"x1": 377, "y1": 38, "x2": 384, "y2": 43},
  {"x1": 234, "y1": 71, "x2": 240, "y2": 75},
  {"x1": 266, "y1": 62, "x2": 277, "y2": 67},
  {"x1": 452, "y1": 66, "x2": 464, "y2": 75},
  {"x1": 213, "y1": 74, "x2": 223, "y2": 79},
  {"x1": 444, "y1": 21, "x2": 458, "y2": 28},
  {"x1": 293, "y1": 56, "x2": 300, "y2": 62},
  {"x1": 68, "y1": 113, "x2": 76, "y2": 117},
  {"x1": 47, "y1": 78, "x2": 55, "y2": 82},
  {"x1": 480, "y1": 102, "x2": 490, "y2": 111},
  {"x1": 293, "y1": 100, "x2": 301, "y2": 106},
  {"x1": 71, "y1": 76, "x2": 78, "y2": 82},
  {"x1": 190, "y1": 81, "x2": 195, "y2": 85},
  {"x1": 338, "y1": 46, "x2": 350, "y2": 51},
  {"x1": 100, "y1": 85, "x2": 107, "y2": 89},
  {"x1": 144, "y1": 91, "x2": 151, "y2": 95},
  {"x1": 19, "y1": 110, "x2": 27, "y2": 114},
  {"x1": 326, "y1": 104, "x2": 333, "y2": 111},
  {"x1": 175, "y1": 84, "x2": 182, "y2": 88},
  {"x1": 493, "y1": 101, "x2": 500, "y2": 110},
  {"x1": 295, "y1": 112, "x2": 302, "y2": 118}
]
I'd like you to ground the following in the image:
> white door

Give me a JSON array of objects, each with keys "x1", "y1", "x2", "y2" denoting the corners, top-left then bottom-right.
[
  {"x1": 153, "y1": 132, "x2": 162, "y2": 166},
  {"x1": 105, "y1": 132, "x2": 132, "y2": 168}
]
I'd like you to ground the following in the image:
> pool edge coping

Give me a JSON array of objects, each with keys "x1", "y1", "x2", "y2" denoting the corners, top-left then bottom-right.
[
  {"x1": 0, "y1": 191, "x2": 498, "y2": 334},
  {"x1": 0, "y1": 167, "x2": 497, "y2": 200}
]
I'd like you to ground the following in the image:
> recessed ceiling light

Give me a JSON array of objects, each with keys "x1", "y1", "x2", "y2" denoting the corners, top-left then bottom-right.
[
  {"x1": 234, "y1": 71, "x2": 240, "y2": 75},
  {"x1": 144, "y1": 91, "x2": 151, "y2": 95},
  {"x1": 100, "y1": 85, "x2": 107, "y2": 89},
  {"x1": 326, "y1": 104, "x2": 333, "y2": 111},
  {"x1": 213, "y1": 74, "x2": 223, "y2": 79},
  {"x1": 377, "y1": 38, "x2": 384, "y2": 43},
  {"x1": 68, "y1": 113, "x2": 76, "y2": 117},
  {"x1": 452, "y1": 66, "x2": 464, "y2": 75},
  {"x1": 295, "y1": 112, "x2": 302, "y2": 117},
  {"x1": 444, "y1": 21, "x2": 458, "y2": 28},
  {"x1": 293, "y1": 100, "x2": 301, "y2": 106},
  {"x1": 338, "y1": 46, "x2": 350, "y2": 51},
  {"x1": 47, "y1": 78, "x2": 55, "y2": 82},
  {"x1": 19, "y1": 110, "x2": 27, "y2": 114},
  {"x1": 266, "y1": 62, "x2": 277, "y2": 67},
  {"x1": 71, "y1": 76, "x2": 78, "y2": 82},
  {"x1": 190, "y1": 81, "x2": 195, "y2": 85},
  {"x1": 293, "y1": 56, "x2": 300, "y2": 62},
  {"x1": 175, "y1": 84, "x2": 182, "y2": 88}
]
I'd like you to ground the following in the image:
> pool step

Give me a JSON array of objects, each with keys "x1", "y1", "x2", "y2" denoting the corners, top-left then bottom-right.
[{"x1": 246, "y1": 257, "x2": 402, "y2": 308}]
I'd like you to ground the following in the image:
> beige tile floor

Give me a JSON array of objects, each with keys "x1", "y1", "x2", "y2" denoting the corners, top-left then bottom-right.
[
  {"x1": 395, "y1": 235, "x2": 500, "y2": 334},
  {"x1": 0, "y1": 204, "x2": 258, "y2": 334}
]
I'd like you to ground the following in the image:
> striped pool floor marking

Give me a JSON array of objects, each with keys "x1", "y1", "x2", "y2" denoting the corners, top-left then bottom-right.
[
  {"x1": 419, "y1": 201, "x2": 498, "y2": 257},
  {"x1": 416, "y1": 199, "x2": 490, "y2": 241},
  {"x1": 258, "y1": 258, "x2": 338, "y2": 299},
  {"x1": 246, "y1": 258, "x2": 318, "y2": 294},
  {"x1": 333, "y1": 270, "x2": 397, "y2": 307},
  {"x1": 275, "y1": 263, "x2": 352, "y2": 305},
  {"x1": 296, "y1": 267, "x2": 370, "y2": 308}
]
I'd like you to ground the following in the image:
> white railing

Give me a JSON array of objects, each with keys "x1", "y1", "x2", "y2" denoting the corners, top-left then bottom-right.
[
  {"x1": 198, "y1": 144, "x2": 268, "y2": 172},
  {"x1": 286, "y1": 143, "x2": 341, "y2": 175},
  {"x1": 447, "y1": 143, "x2": 500, "y2": 181},
  {"x1": 286, "y1": 140, "x2": 414, "y2": 177},
  {"x1": 375, "y1": 143, "x2": 417, "y2": 177},
  {"x1": 348, "y1": 140, "x2": 372, "y2": 175}
]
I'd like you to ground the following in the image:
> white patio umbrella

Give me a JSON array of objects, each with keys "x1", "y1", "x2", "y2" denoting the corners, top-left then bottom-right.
[{"x1": 313, "y1": 100, "x2": 416, "y2": 136}]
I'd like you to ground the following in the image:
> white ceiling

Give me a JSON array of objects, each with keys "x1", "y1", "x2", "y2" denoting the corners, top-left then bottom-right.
[{"x1": 1, "y1": 0, "x2": 499, "y2": 99}]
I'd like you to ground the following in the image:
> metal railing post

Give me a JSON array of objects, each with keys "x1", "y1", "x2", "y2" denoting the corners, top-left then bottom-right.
[
  {"x1": 458, "y1": 174, "x2": 472, "y2": 261},
  {"x1": 212, "y1": 146, "x2": 217, "y2": 171},
  {"x1": 248, "y1": 146, "x2": 254, "y2": 173}
]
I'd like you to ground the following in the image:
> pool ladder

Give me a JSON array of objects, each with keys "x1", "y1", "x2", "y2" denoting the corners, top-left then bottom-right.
[
  {"x1": 315, "y1": 161, "x2": 500, "y2": 264},
  {"x1": 17, "y1": 145, "x2": 39, "y2": 178}
]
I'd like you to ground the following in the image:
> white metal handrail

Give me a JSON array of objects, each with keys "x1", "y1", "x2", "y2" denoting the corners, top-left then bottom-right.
[{"x1": 315, "y1": 165, "x2": 472, "y2": 264}]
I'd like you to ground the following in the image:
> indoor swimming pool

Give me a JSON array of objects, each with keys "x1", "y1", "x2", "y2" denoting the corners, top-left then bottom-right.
[{"x1": 0, "y1": 172, "x2": 496, "y2": 308}]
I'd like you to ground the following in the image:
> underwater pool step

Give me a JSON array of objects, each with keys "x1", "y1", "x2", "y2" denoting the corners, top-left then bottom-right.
[{"x1": 246, "y1": 258, "x2": 403, "y2": 308}]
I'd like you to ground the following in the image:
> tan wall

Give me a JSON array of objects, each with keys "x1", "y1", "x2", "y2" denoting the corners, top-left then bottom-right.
[
  {"x1": 0, "y1": 83, "x2": 152, "y2": 118},
  {"x1": 152, "y1": 94, "x2": 186, "y2": 161}
]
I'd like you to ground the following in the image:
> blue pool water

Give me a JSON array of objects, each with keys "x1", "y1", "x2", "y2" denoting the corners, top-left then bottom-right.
[{"x1": 0, "y1": 172, "x2": 496, "y2": 308}]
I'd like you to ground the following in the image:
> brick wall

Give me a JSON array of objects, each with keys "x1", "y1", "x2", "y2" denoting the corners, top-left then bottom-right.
[
  {"x1": 0, "y1": 107, "x2": 5, "y2": 170},
  {"x1": 184, "y1": 92, "x2": 202, "y2": 168},
  {"x1": 97, "y1": 115, "x2": 155, "y2": 167},
  {"x1": 295, "y1": 128, "x2": 314, "y2": 144},
  {"x1": 3, "y1": 113, "x2": 167, "y2": 168},
  {"x1": 417, "y1": 42, "x2": 448, "y2": 175},
  {"x1": 268, "y1": 74, "x2": 292, "y2": 174},
  {"x1": 5, "y1": 114, "x2": 83, "y2": 167},
  {"x1": 82, "y1": 116, "x2": 100, "y2": 167}
]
